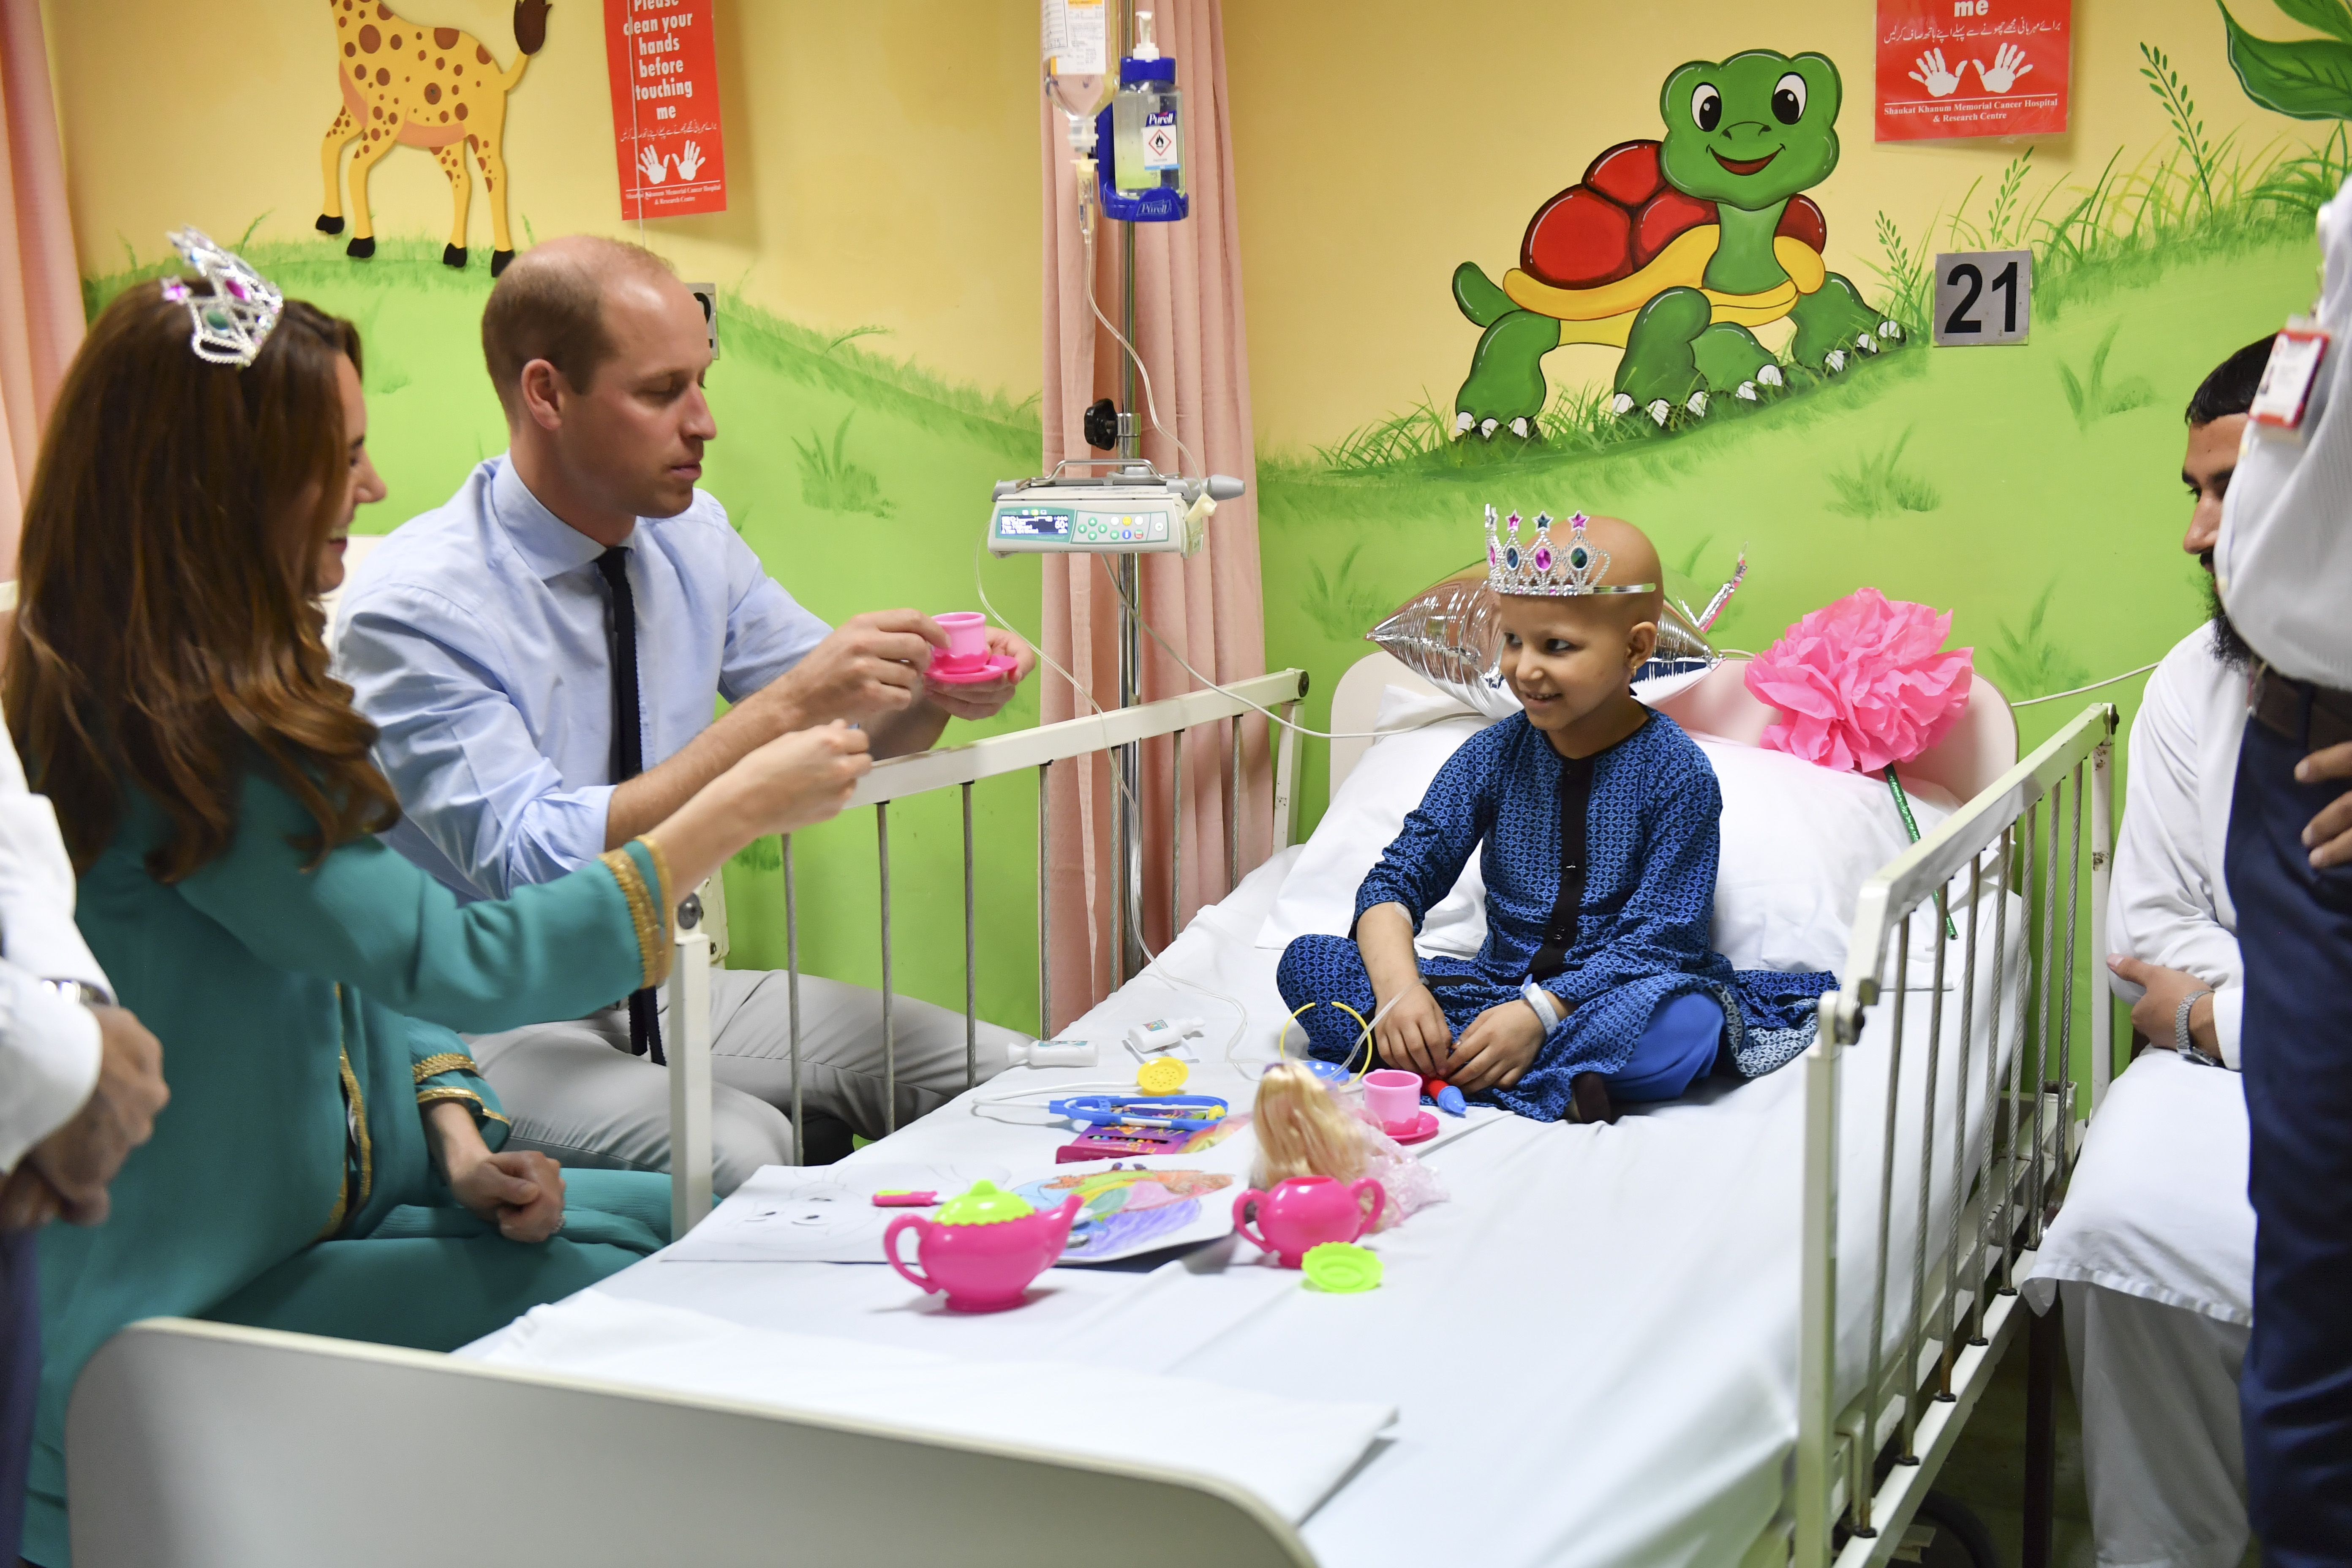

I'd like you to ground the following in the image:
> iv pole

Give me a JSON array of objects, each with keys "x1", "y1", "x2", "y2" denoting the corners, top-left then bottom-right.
[{"x1": 1110, "y1": 0, "x2": 1145, "y2": 987}]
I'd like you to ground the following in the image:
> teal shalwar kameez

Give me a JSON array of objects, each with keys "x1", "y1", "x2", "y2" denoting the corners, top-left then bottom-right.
[{"x1": 27, "y1": 769, "x2": 680, "y2": 1565}]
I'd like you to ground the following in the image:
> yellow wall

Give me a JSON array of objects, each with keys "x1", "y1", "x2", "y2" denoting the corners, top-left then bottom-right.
[
  {"x1": 1225, "y1": 0, "x2": 2323, "y2": 455},
  {"x1": 41, "y1": 0, "x2": 1044, "y2": 403}
]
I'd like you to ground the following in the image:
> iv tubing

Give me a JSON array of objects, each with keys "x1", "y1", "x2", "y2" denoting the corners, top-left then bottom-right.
[
  {"x1": 1042, "y1": 121, "x2": 1439, "y2": 746},
  {"x1": 1093, "y1": 554, "x2": 1458, "y2": 741},
  {"x1": 1080, "y1": 171, "x2": 1202, "y2": 482},
  {"x1": 2009, "y1": 662, "x2": 2161, "y2": 707},
  {"x1": 975, "y1": 536, "x2": 1260, "y2": 1057}
]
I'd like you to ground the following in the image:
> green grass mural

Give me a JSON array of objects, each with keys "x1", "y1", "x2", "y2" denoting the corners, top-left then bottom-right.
[{"x1": 1824, "y1": 426, "x2": 1941, "y2": 519}]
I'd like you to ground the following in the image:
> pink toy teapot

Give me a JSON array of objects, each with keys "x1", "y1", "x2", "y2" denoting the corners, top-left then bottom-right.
[
  {"x1": 1232, "y1": 1175, "x2": 1385, "y2": 1269},
  {"x1": 885, "y1": 1181, "x2": 1082, "y2": 1312}
]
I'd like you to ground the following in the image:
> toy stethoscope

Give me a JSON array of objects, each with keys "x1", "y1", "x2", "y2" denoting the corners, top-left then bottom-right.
[{"x1": 1045, "y1": 1094, "x2": 1230, "y2": 1130}]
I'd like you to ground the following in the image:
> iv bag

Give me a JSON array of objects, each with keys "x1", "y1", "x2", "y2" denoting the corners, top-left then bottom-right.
[{"x1": 1043, "y1": 0, "x2": 1107, "y2": 120}]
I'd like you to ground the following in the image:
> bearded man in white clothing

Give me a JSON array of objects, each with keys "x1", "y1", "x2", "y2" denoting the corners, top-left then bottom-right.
[{"x1": 2022, "y1": 336, "x2": 2274, "y2": 1568}]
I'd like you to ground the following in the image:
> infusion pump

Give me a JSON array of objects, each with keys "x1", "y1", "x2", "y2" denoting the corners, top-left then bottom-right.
[{"x1": 987, "y1": 470, "x2": 1245, "y2": 558}]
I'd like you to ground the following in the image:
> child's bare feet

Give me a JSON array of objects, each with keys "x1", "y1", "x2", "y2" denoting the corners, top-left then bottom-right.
[{"x1": 1567, "y1": 1072, "x2": 1617, "y2": 1125}]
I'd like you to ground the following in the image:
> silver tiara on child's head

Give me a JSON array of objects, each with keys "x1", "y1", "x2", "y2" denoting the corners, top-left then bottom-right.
[
  {"x1": 157, "y1": 228, "x2": 283, "y2": 368},
  {"x1": 1484, "y1": 506, "x2": 1656, "y2": 597}
]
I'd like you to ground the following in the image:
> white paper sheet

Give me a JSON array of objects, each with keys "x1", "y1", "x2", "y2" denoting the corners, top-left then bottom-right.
[
  {"x1": 661, "y1": 1155, "x2": 1251, "y2": 1267},
  {"x1": 661, "y1": 1163, "x2": 1008, "y2": 1264}
]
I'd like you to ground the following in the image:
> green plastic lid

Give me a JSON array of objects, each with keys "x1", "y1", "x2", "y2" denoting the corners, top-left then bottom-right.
[
  {"x1": 934, "y1": 1180, "x2": 1037, "y2": 1226},
  {"x1": 1302, "y1": 1242, "x2": 1382, "y2": 1293}
]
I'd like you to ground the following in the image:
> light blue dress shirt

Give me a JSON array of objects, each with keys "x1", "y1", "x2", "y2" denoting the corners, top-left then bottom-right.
[{"x1": 334, "y1": 456, "x2": 830, "y2": 902}]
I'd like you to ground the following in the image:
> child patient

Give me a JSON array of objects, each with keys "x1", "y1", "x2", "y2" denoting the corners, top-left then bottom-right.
[{"x1": 1278, "y1": 508, "x2": 1835, "y2": 1124}]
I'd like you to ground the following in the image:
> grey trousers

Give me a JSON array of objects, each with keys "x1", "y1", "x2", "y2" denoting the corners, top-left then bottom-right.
[{"x1": 466, "y1": 967, "x2": 1020, "y2": 1193}]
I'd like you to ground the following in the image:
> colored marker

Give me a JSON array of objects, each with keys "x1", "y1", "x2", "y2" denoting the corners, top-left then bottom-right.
[{"x1": 1423, "y1": 1079, "x2": 1468, "y2": 1117}]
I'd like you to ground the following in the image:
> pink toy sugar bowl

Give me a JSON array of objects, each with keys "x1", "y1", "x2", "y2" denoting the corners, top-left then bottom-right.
[
  {"x1": 1231, "y1": 1175, "x2": 1385, "y2": 1269},
  {"x1": 926, "y1": 612, "x2": 1018, "y2": 686},
  {"x1": 884, "y1": 1181, "x2": 1081, "y2": 1312}
]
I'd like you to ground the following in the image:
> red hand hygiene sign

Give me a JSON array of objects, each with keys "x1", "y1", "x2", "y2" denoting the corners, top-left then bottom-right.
[
  {"x1": 604, "y1": 0, "x2": 726, "y2": 218},
  {"x1": 1876, "y1": 0, "x2": 2070, "y2": 141}
]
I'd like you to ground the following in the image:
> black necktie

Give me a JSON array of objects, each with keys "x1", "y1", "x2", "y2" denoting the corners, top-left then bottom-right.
[{"x1": 596, "y1": 546, "x2": 663, "y2": 1065}]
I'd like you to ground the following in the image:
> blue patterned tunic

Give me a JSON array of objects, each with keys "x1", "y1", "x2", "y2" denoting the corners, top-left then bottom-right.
[{"x1": 1277, "y1": 710, "x2": 1833, "y2": 1121}]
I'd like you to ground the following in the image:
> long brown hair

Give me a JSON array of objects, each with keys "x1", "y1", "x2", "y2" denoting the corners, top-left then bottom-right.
[{"x1": 5, "y1": 279, "x2": 399, "y2": 879}]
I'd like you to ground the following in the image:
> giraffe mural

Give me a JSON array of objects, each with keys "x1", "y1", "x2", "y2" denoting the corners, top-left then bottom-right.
[{"x1": 316, "y1": 0, "x2": 553, "y2": 277}]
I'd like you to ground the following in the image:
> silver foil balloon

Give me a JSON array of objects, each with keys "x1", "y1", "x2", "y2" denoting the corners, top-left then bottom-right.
[{"x1": 1366, "y1": 561, "x2": 1728, "y2": 719}]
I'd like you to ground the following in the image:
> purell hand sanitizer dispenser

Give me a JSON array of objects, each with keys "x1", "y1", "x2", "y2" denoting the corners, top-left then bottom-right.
[{"x1": 1095, "y1": 10, "x2": 1187, "y2": 223}]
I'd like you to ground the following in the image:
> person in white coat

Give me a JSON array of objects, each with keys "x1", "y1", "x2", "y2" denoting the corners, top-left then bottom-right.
[
  {"x1": 2213, "y1": 174, "x2": 2352, "y2": 1565},
  {"x1": 2024, "y1": 336, "x2": 2273, "y2": 1568}
]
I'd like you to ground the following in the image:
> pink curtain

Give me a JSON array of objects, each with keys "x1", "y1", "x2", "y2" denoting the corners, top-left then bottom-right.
[
  {"x1": 0, "y1": 0, "x2": 81, "y2": 582},
  {"x1": 1037, "y1": 0, "x2": 1267, "y2": 1027}
]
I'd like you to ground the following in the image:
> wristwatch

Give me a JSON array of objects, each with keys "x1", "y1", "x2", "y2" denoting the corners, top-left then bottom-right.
[
  {"x1": 2174, "y1": 988, "x2": 2222, "y2": 1068},
  {"x1": 38, "y1": 978, "x2": 111, "y2": 1010}
]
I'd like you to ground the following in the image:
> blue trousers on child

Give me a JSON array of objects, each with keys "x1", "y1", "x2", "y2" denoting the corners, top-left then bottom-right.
[{"x1": 1276, "y1": 934, "x2": 1724, "y2": 1102}]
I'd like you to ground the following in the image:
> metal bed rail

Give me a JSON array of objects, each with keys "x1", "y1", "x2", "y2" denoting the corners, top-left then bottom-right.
[
  {"x1": 1791, "y1": 701, "x2": 2118, "y2": 1568},
  {"x1": 664, "y1": 668, "x2": 1311, "y2": 1236}
]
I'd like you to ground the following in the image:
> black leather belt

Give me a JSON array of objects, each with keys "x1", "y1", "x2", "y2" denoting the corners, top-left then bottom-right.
[{"x1": 2252, "y1": 665, "x2": 2352, "y2": 753}]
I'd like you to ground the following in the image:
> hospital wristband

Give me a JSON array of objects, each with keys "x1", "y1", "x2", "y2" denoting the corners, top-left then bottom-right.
[{"x1": 1520, "y1": 982, "x2": 1563, "y2": 1032}]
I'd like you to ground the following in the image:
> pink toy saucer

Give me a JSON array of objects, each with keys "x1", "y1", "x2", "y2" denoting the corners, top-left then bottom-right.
[
  {"x1": 927, "y1": 653, "x2": 1019, "y2": 686},
  {"x1": 1383, "y1": 1111, "x2": 1440, "y2": 1146}
]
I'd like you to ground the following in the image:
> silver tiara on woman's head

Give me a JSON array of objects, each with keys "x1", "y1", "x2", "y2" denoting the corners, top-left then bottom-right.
[
  {"x1": 157, "y1": 228, "x2": 283, "y2": 368},
  {"x1": 1484, "y1": 505, "x2": 1656, "y2": 596}
]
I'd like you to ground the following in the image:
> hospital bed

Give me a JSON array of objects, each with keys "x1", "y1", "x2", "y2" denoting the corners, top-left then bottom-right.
[{"x1": 68, "y1": 653, "x2": 2117, "y2": 1568}]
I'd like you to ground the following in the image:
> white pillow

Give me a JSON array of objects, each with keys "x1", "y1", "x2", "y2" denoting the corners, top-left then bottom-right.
[
  {"x1": 1255, "y1": 687, "x2": 1494, "y2": 960},
  {"x1": 1702, "y1": 740, "x2": 1954, "y2": 972},
  {"x1": 1254, "y1": 688, "x2": 1958, "y2": 975}
]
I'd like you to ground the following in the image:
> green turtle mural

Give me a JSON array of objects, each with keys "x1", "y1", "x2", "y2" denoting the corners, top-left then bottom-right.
[{"x1": 1451, "y1": 49, "x2": 1906, "y2": 437}]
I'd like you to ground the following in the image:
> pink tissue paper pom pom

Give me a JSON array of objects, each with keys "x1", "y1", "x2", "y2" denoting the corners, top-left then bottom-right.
[{"x1": 1743, "y1": 588, "x2": 1974, "y2": 775}]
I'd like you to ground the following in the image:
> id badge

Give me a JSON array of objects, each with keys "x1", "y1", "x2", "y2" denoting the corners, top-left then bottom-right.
[{"x1": 2250, "y1": 320, "x2": 2331, "y2": 435}]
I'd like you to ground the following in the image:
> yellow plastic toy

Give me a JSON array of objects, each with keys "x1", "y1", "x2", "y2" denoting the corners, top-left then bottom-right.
[
  {"x1": 1136, "y1": 1055, "x2": 1189, "y2": 1096},
  {"x1": 1278, "y1": 1000, "x2": 1375, "y2": 1082}
]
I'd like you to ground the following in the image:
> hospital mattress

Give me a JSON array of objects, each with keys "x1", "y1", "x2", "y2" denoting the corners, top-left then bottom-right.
[{"x1": 475, "y1": 842, "x2": 2029, "y2": 1567}]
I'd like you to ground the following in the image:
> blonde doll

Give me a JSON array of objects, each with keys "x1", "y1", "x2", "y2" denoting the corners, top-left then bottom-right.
[{"x1": 1248, "y1": 1064, "x2": 1445, "y2": 1227}]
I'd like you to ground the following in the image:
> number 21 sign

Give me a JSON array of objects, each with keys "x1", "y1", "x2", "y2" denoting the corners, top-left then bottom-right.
[{"x1": 1933, "y1": 249, "x2": 2031, "y2": 346}]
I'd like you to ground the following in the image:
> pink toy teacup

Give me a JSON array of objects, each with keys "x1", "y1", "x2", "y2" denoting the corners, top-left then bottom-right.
[
  {"x1": 1232, "y1": 1175, "x2": 1385, "y2": 1269},
  {"x1": 936, "y1": 611, "x2": 990, "y2": 661},
  {"x1": 885, "y1": 1181, "x2": 1083, "y2": 1312},
  {"x1": 1361, "y1": 1069, "x2": 1424, "y2": 1136},
  {"x1": 926, "y1": 612, "x2": 1018, "y2": 686}
]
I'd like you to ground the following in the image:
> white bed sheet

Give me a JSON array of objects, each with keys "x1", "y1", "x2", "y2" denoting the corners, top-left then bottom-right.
[
  {"x1": 474, "y1": 1292, "x2": 1396, "y2": 1524},
  {"x1": 479, "y1": 844, "x2": 2028, "y2": 1567},
  {"x1": 2022, "y1": 1048, "x2": 2252, "y2": 1325}
]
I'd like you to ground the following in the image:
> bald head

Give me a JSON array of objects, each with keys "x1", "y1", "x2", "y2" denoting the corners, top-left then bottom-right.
[
  {"x1": 1570, "y1": 514, "x2": 1663, "y2": 628},
  {"x1": 481, "y1": 235, "x2": 681, "y2": 416}
]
